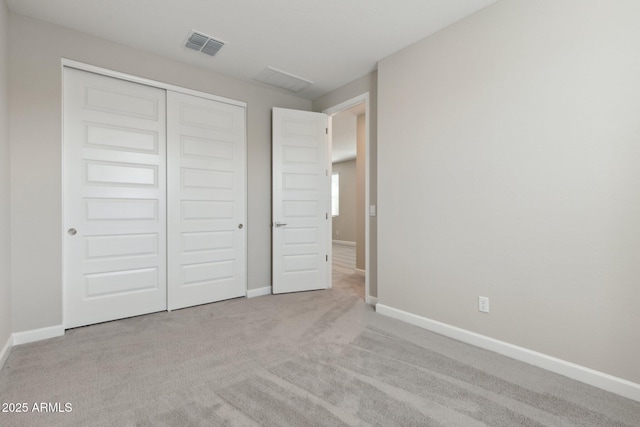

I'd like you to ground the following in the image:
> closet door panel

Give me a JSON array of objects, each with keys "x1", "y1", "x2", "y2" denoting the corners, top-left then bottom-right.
[
  {"x1": 167, "y1": 91, "x2": 246, "y2": 310},
  {"x1": 63, "y1": 68, "x2": 167, "y2": 328}
]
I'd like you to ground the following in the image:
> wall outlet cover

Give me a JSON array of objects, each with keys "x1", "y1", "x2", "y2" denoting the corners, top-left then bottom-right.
[{"x1": 479, "y1": 296, "x2": 490, "y2": 313}]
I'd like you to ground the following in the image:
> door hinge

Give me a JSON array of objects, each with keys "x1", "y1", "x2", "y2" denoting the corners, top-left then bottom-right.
[
  {"x1": 326, "y1": 169, "x2": 328, "y2": 176},
  {"x1": 326, "y1": 213, "x2": 328, "y2": 220},
  {"x1": 326, "y1": 255, "x2": 328, "y2": 262},
  {"x1": 326, "y1": 128, "x2": 328, "y2": 134}
]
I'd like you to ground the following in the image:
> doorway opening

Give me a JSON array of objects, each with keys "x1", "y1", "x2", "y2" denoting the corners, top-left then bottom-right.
[{"x1": 324, "y1": 94, "x2": 371, "y2": 303}]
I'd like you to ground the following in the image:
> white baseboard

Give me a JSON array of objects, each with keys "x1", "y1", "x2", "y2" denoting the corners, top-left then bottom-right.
[
  {"x1": 355, "y1": 268, "x2": 365, "y2": 276},
  {"x1": 376, "y1": 303, "x2": 640, "y2": 403},
  {"x1": 13, "y1": 325, "x2": 65, "y2": 346},
  {"x1": 366, "y1": 295, "x2": 378, "y2": 306},
  {"x1": 332, "y1": 240, "x2": 355, "y2": 246},
  {"x1": 247, "y1": 286, "x2": 271, "y2": 298},
  {"x1": 0, "y1": 333, "x2": 13, "y2": 371}
]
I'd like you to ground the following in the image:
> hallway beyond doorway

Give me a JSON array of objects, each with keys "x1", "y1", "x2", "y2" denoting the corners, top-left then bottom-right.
[{"x1": 332, "y1": 243, "x2": 364, "y2": 300}]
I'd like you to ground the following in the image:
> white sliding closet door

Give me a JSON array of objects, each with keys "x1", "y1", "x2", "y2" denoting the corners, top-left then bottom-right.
[
  {"x1": 167, "y1": 91, "x2": 246, "y2": 310},
  {"x1": 64, "y1": 68, "x2": 167, "y2": 328}
]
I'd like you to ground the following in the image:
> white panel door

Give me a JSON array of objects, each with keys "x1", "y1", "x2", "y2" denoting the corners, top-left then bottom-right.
[
  {"x1": 167, "y1": 91, "x2": 246, "y2": 310},
  {"x1": 272, "y1": 108, "x2": 330, "y2": 294},
  {"x1": 63, "y1": 68, "x2": 167, "y2": 328}
]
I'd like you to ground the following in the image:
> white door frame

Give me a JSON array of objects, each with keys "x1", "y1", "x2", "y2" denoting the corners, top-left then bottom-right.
[
  {"x1": 323, "y1": 93, "x2": 373, "y2": 305},
  {"x1": 61, "y1": 59, "x2": 247, "y2": 108},
  {"x1": 61, "y1": 59, "x2": 248, "y2": 328}
]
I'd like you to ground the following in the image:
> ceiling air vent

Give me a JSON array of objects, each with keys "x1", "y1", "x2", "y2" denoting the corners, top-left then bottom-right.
[
  {"x1": 253, "y1": 67, "x2": 313, "y2": 93},
  {"x1": 185, "y1": 31, "x2": 225, "y2": 57}
]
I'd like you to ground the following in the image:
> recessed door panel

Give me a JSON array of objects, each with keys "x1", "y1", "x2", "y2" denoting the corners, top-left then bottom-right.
[
  {"x1": 182, "y1": 136, "x2": 234, "y2": 159},
  {"x1": 86, "y1": 124, "x2": 158, "y2": 153},
  {"x1": 181, "y1": 104, "x2": 235, "y2": 131},
  {"x1": 85, "y1": 233, "x2": 159, "y2": 259},
  {"x1": 85, "y1": 198, "x2": 158, "y2": 221},
  {"x1": 86, "y1": 161, "x2": 158, "y2": 187},
  {"x1": 283, "y1": 200, "x2": 319, "y2": 218},
  {"x1": 283, "y1": 146, "x2": 319, "y2": 164},
  {"x1": 85, "y1": 267, "x2": 159, "y2": 298},
  {"x1": 182, "y1": 231, "x2": 234, "y2": 253},
  {"x1": 181, "y1": 168, "x2": 234, "y2": 189},
  {"x1": 283, "y1": 227, "x2": 318, "y2": 246},
  {"x1": 181, "y1": 201, "x2": 235, "y2": 221},
  {"x1": 283, "y1": 254, "x2": 318, "y2": 273},
  {"x1": 182, "y1": 261, "x2": 234, "y2": 286},
  {"x1": 85, "y1": 86, "x2": 159, "y2": 119}
]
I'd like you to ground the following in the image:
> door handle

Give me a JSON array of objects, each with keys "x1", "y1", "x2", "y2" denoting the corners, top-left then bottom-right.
[
  {"x1": 274, "y1": 222, "x2": 287, "y2": 228},
  {"x1": 67, "y1": 228, "x2": 77, "y2": 236}
]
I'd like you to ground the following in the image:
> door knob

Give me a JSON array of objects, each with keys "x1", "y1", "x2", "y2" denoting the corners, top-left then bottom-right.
[
  {"x1": 67, "y1": 228, "x2": 77, "y2": 236},
  {"x1": 238, "y1": 224, "x2": 244, "y2": 229}
]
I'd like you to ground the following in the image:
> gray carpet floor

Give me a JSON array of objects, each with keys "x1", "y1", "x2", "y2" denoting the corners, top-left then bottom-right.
[{"x1": 1, "y1": 257, "x2": 640, "y2": 426}]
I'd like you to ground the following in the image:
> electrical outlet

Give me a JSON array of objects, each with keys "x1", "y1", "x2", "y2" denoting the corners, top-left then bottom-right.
[{"x1": 478, "y1": 296, "x2": 490, "y2": 313}]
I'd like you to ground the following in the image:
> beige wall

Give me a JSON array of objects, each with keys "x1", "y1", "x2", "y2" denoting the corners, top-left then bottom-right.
[
  {"x1": 0, "y1": 1, "x2": 12, "y2": 353},
  {"x1": 355, "y1": 114, "x2": 365, "y2": 271},
  {"x1": 378, "y1": 0, "x2": 640, "y2": 383},
  {"x1": 313, "y1": 72, "x2": 377, "y2": 297},
  {"x1": 332, "y1": 160, "x2": 357, "y2": 243},
  {"x1": 9, "y1": 13, "x2": 310, "y2": 333}
]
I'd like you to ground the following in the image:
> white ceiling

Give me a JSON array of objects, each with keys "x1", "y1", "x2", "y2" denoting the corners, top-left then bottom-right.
[{"x1": 6, "y1": 0, "x2": 496, "y2": 100}]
